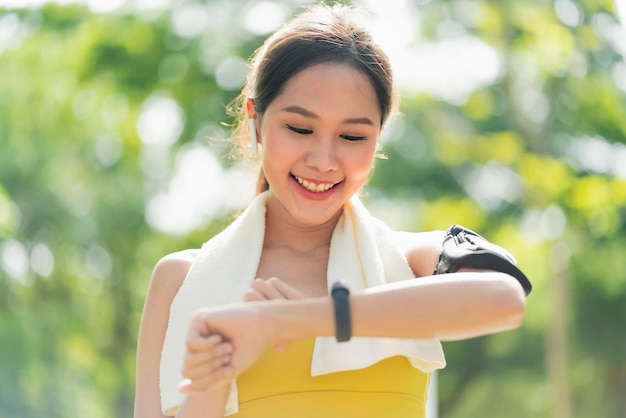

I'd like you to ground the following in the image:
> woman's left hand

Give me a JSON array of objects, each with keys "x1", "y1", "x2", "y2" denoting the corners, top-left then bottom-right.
[
  {"x1": 243, "y1": 277, "x2": 307, "y2": 301},
  {"x1": 242, "y1": 277, "x2": 308, "y2": 352}
]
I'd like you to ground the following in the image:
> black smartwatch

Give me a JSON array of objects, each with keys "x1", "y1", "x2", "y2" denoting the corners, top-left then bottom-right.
[{"x1": 331, "y1": 281, "x2": 352, "y2": 342}]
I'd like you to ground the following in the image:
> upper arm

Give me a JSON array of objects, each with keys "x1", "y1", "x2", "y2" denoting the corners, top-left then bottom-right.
[
  {"x1": 134, "y1": 251, "x2": 196, "y2": 418},
  {"x1": 393, "y1": 230, "x2": 444, "y2": 278}
]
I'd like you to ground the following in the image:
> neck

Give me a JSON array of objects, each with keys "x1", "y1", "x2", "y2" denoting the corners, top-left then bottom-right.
[{"x1": 263, "y1": 194, "x2": 343, "y2": 254}]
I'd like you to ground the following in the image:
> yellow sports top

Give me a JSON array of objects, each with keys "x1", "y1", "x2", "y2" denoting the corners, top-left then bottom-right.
[{"x1": 234, "y1": 338, "x2": 430, "y2": 418}]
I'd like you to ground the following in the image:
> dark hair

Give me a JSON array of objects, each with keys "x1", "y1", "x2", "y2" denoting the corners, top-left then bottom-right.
[{"x1": 230, "y1": 3, "x2": 397, "y2": 194}]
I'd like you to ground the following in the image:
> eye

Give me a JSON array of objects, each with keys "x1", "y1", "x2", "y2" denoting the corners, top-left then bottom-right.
[
  {"x1": 286, "y1": 124, "x2": 312, "y2": 135},
  {"x1": 340, "y1": 134, "x2": 367, "y2": 141}
]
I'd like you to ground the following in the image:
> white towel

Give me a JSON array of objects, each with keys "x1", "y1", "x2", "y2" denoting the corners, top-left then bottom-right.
[{"x1": 160, "y1": 191, "x2": 446, "y2": 416}]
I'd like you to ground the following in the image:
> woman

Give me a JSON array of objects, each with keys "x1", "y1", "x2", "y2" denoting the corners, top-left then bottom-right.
[{"x1": 134, "y1": 4, "x2": 529, "y2": 418}]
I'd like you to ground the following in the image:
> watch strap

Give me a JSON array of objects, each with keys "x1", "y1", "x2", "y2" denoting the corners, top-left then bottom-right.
[{"x1": 331, "y1": 281, "x2": 352, "y2": 342}]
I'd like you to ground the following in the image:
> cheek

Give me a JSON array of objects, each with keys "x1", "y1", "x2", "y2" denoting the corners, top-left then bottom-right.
[
  {"x1": 345, "y1": 146, "x2": 377, "y2": 179},
  {"x1": 262, "y1": 129, "x2": 292, "y2": 159},
  {"x1": 260, "y1": 127, "x2": 298, "y2": 175}
]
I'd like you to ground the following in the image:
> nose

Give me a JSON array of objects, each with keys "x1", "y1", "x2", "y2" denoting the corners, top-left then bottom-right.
[{"x1": 305, "y1": 136, "x2": 338, "y2": 173}]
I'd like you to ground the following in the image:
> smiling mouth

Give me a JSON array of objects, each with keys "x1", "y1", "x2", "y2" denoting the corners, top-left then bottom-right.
[{"x1": 292, "y1": 174, "x2": 340, "y2": 193}]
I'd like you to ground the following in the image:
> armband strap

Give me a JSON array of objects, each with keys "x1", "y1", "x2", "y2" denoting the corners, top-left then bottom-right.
[
  {"x1": 433, "y1": 225, "x2": 532, "y2": 296},
  {"x1": 331, "y1": 281, "x2": 352, "y2": 342}
]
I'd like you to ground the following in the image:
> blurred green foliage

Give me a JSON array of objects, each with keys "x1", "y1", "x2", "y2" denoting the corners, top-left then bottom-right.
[{"x1": 1, "y1": 0, "x2": 625, "y2": 417}]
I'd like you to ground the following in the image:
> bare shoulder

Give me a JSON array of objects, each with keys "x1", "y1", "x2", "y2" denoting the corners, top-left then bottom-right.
[
  {"x1": 155, "y1": 248, "x2": 199, "y2": 273},
  {"x1": 391, "y1": 230, "x2": 445, "y2": 278},
  {"x1": 150, "y1": 249, "x2": 199, "y2": 293}
]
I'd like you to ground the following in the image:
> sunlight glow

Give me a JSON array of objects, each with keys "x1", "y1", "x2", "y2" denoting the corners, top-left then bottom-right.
[
  {"x1": 145, "y1": 144, "x2": 255, "y2": 235},
  {"x1": 30, "y1": 243, "x2": 54, "y2": 278},
  {"x1": 616, "y1": 0, "x2": 626, "y2": 59},
  {"x1": 617, "y1": 0, "x2": 626, "y2": 30},
  {"x1": 1, "y1": 0, "x2": 505, "y2": 103},
  {"x1": 554, "y1": 0, "x2": 584, "y2": 27},
  {"x1": 171, "y1": 3, "x2": 210, "y2": 39},
  {"x1": 244, "y1": 1, "x2": 290, "y2": 35},
  {"x1": 567, "y1": 135, "x2": 626, "y2": 179},
  {"x1": 215, "y1": 56, "x2": 248, "y2": 90},
  {"x1": 395, "y1": 36, "x2": 502, "y2": 104},
  {"x1": 0, "y1": 13, "x2": 19, "y2": 45},
  {"x1": 521, "y1": 206, "x2": 568, "y2": 242},
  {"x1": 592, "y1": 10, "x2": 626, "y2": 59},
  {"x1": 72, "y1": 88, "x2": 98, "y2": 121},
  {"x1": 136, "y1": 94, "x2": 184, "y2": 147},
  {"x1": 464, "y1": 162, "x2": 524, "y2": 210},
  {"x1": 85, "y1": 0, "x2": 125, "y2": 13},
  {"x1": 1, "y1": 239, "x2": 29, "y2": 284},
  {"x1": 85, "y1": 245, "x2": 112, "y2": 279},
  {"x1": 94, "y1": 132, "x2": 124, "y2": 167},
  {"x1": 358, "y1": 0, "x2": 501, "y2": 104},
  {"x1": 0, "y1": 0, "x2": 64, "y2": 7}
]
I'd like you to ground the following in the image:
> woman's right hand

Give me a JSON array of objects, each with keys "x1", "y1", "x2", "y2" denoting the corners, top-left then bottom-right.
[
  {"x1": 178, "y1": 303, "x2": 273, "y2": 394},
  {"x1": 178, "y1": 278, "x2": 308, "y2": 395},
  {"x1": 178, "y1": 332, "x2": 235, "y2": 395}
]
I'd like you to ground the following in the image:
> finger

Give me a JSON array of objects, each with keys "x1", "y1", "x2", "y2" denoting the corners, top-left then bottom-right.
[
  {"x1": 182, "y1": 357, "x2": 235, "y2": 391},
  {"x1": 243, "y1": 288, "x2": 265, "y2": 302},
  {"x1": 192, "y1": 364, "x2": 235, "y2": 389},
  {"x1": 178, "y1": 362, "x2": 234, "y2": 394},
  {"x1": 267, "y1": 278, "x2": 308, "y2": 299},
  {"x1": 177, "y1": 378, "x2": 194, "y2": 394},
  {"x1": 188, "y1": 313, "x2": 226, "y2": 343},
  {"x1": 182, "y1": 352, "x2": 232, "y2": 381},
  {"x1": 250, "y1": 278, "x2": 285, "y2": 300},
  {"x1": 183, "y1": 345, "x2": 233, "y2": 369},
  {"x1": 183, "y1": 341, "x2": 233, "y2": 370},
  {"x1": 186, "y1": 333, "x2": 224, "y2": 352},
  {"x1": 188, "y1": 308, "x2": 217, "y2": 339}
]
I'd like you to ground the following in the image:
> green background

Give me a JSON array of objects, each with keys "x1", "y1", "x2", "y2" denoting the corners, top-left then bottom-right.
[{"x1": 1, "y1": 0, "x2": 625, "y2": 417}]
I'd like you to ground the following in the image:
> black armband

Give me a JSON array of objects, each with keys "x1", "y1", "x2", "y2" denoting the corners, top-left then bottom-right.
[{"x1": 433, "y1": 225, "x2": 532, "y2": 296}]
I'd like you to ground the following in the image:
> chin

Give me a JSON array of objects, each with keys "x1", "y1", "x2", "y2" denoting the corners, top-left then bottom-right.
[{"x1": 290, "y1": 203, "x2": 344, "y2": 227}]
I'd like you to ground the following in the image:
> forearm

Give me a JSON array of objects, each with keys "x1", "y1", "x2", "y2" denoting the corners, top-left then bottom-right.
[
  {"x1": 354, "y1": 271, "x2": 526, "y2": 340},
  {"x1": 262, "y1": 272, "x2": 526, "y2": 344},
  {"x1": 175, "y1": 385, "x2": 230, "y2": 418}
]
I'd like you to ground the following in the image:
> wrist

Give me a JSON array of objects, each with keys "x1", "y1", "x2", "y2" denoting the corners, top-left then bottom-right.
[
  {"x1": 178, "y1": 383, "x2": 230, "y2": 417},
  {"x1": 259, "y1": 298, "x2": 334, "y2": 346}
]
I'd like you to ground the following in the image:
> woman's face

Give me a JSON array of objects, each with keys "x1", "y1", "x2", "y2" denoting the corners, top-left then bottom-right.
[{"x1": 255, "y1": 63, "x2": 382, "y2": 227}]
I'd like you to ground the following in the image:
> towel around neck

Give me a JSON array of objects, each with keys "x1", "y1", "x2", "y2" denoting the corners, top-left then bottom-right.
[{"x1": 159, "y1": 191, "x2": 446, "y2": 416}]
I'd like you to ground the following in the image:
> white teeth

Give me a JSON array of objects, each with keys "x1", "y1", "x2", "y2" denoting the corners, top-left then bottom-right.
[{"x1": 294, "y1": 176, "x2": 336, "y2": 193}]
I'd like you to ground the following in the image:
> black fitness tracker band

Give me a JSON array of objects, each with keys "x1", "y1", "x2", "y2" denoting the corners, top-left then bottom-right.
[{"x1": 331, "y1": 281, "x2": 351, "y2": 342}]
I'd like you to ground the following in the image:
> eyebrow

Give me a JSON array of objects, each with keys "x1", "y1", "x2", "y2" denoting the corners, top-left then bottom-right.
[{"x1": 282, "y1": 105, "x2": 375, "y2": 126}]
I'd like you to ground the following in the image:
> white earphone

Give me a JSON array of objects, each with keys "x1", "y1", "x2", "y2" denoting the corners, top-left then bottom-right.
[{"x1": 248, "y1": 118, "x2": 257, "y2": 155}]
